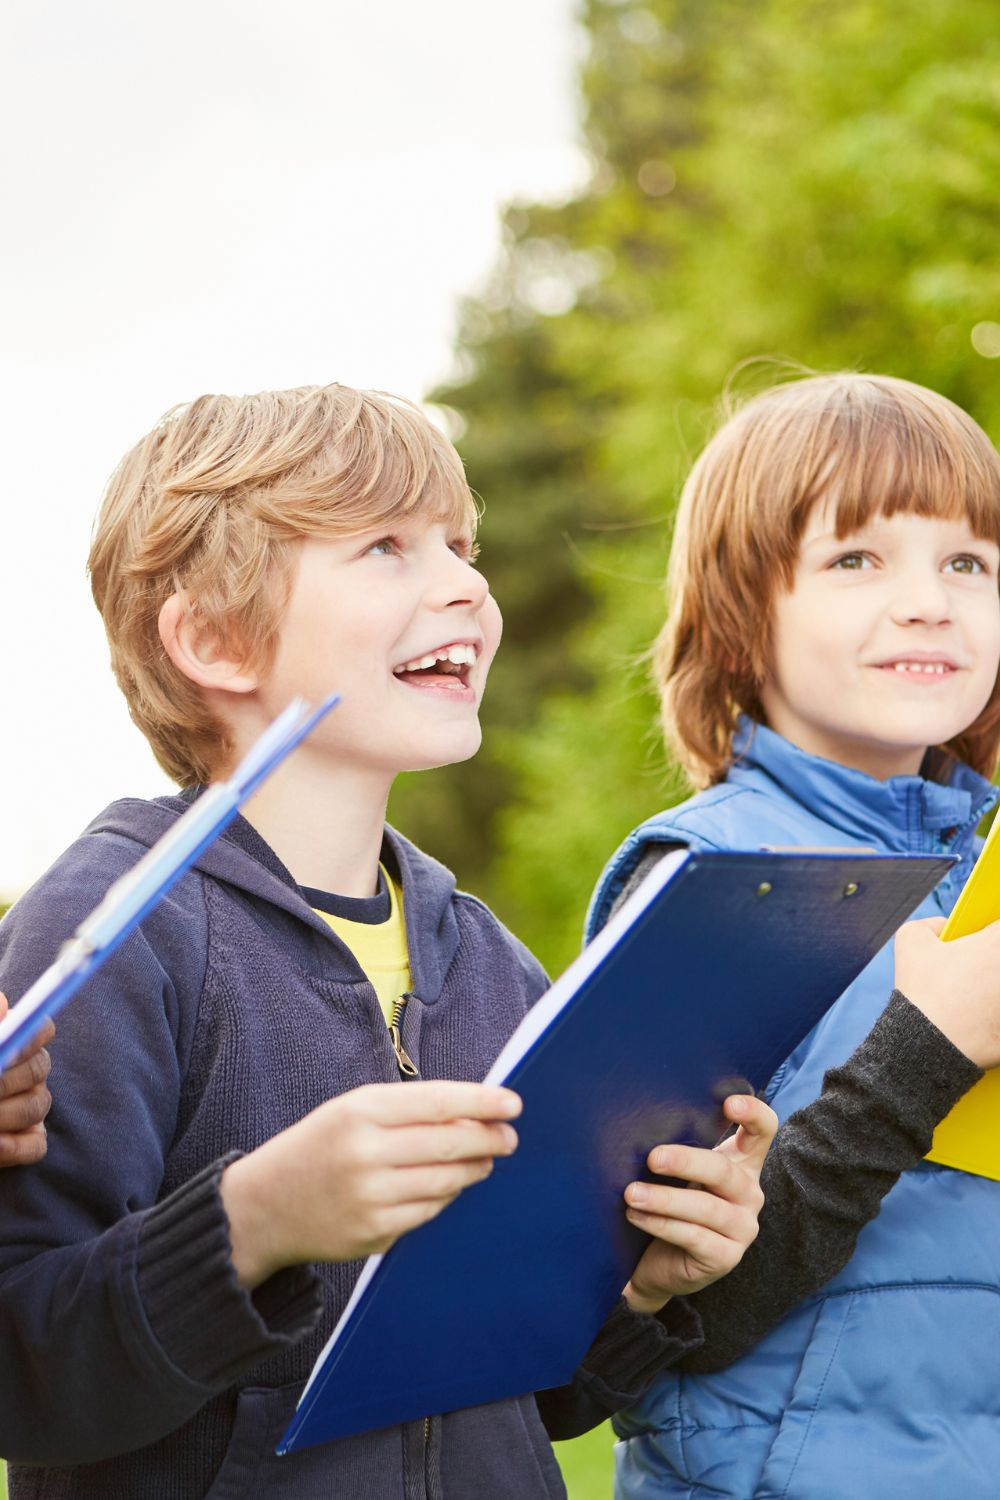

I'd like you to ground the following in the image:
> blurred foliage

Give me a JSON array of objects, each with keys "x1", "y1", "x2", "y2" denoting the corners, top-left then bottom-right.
[{"x1": 390, "y1": 0, "x2": 1000, "y2": 975}]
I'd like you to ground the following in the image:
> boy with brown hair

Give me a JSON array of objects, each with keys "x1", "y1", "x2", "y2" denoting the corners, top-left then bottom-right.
[
  {"x1": 0, "y1": 384, "x2": 774, "y2": 1499},
  {"x1": 588, "y1": 373, "x2": 1000, "y2": 1498}
]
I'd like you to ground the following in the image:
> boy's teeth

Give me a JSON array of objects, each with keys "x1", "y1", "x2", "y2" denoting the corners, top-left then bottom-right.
[
  {"x1": 395, "y1": 644, "x2": 476, "y2": 673},
  {"x1": 892, "y1": 661, "x2": 946, "y2": 674}
]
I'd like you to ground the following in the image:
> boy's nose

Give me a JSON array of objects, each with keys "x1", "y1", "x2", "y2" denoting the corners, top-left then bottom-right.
[
  {"x1": 889, "y1": 570, "x2": 952, "y2": 625},
  {"x1": 431, "y1": 549, "x2": 491, "y2": 612}
]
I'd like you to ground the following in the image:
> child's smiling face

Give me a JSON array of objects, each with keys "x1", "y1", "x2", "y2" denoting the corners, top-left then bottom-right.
[
  {"x1": 251, "y1": 515, "x2": 502, "y2": 784},
  {"x1": 759, "y1": 501, "x2": 1000, "y2": 779}
]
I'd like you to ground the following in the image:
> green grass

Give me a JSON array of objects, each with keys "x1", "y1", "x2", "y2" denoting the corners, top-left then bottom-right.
[
  {"x1": 3, "y1": 1427, "x2": 615, "y2": 1497},
  {"x1": 556, "y1": 1422, "x2": 616, "y2": 1498}
]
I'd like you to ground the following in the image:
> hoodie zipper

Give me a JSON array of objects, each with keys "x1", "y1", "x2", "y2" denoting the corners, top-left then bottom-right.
[
  {"x1": 389, "y1": 993, "x2": 419, "y2": 1077},
  {"x1": 391, "y1": 997, "x2": 434, "y2": 1486}
]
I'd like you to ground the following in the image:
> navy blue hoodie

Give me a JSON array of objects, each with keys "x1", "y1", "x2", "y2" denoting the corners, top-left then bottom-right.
[{"x1": 0, "y1": 797, "x2": 697, "y2": 1500}]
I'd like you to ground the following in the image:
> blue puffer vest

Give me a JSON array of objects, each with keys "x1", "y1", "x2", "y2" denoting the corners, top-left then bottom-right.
[{"x1": 587, "y1": 721, "x2": 1000, "y2": 1500}]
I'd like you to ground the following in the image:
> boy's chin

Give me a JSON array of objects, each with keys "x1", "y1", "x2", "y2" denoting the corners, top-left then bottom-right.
[{"x1": 399, "y1": 726, "x2": 483, "y2": 774}]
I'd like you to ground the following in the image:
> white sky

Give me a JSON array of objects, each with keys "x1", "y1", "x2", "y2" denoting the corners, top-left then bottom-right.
[{"x1": 0, "y1": 0, "x2": 588, "y2": 899}]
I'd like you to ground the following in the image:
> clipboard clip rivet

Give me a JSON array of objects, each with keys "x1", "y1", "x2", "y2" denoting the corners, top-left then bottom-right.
[
  {"x1": 843, "y1": 882, "x2": 859, "y2": 897},
  {"x1": 756, "y1": 882, "x2": 772, "y2": 897}
]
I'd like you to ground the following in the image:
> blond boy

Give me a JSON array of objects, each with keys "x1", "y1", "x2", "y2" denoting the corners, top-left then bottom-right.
[{"x1": 0, "y1": 386, "x2": 773, "y2": 1499}]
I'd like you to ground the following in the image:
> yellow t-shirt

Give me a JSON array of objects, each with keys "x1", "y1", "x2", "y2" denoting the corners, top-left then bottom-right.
[{"x1": 313, "y1": 866, "x2": 411, "y2": 1023}]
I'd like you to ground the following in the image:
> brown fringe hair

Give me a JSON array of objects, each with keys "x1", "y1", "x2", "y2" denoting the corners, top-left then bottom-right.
[
  {"x1": 89, "y1": 384, "x2": 478, "y2": 785},
  {"x1": 655, "y1": 373, "x2": 1000, "y2": 787}
]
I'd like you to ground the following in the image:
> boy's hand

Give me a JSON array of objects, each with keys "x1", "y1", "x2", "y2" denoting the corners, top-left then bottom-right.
[
  {"x1": 0, "y1": 992, "x2": 54, "y2": 1166},
  {"x1": 621, "y1": 1093, "x2": 776, "y2": 1315},
  {"x1": 895, "y1": 916, "x2": 1000, "y2": 1070},
  {"x1": 220, "y1": 1080, "x2": 522, "y2": 1288}
]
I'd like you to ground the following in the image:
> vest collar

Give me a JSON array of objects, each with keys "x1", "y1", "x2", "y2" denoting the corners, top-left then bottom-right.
[{"x1": 730, "y1": 717, "x2": 997, "y2": 855}]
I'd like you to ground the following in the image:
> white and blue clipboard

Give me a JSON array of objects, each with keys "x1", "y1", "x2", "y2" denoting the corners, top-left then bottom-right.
[{"x1": 0, "y1": 693, "x2": 340, "y2": 1071}]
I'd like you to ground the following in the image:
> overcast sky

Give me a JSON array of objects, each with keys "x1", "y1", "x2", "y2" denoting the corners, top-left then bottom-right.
[{"x1": 0, "y1": 0, "x2": 586, "y2": 897}]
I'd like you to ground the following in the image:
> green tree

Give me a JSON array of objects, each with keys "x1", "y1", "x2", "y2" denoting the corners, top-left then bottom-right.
[{"x1": 395, "y1": 0, "x2": 1000, "y2": 976}]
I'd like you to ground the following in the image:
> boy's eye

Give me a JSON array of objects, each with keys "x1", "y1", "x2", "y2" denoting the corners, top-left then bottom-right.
[
  {"x1": 830, "y1": 551, "x2": 872, "y2": 571},
  {"x1": 451, "y1": 537, "x2": 481, "y2": 565},
  {"x1": 365, "y1": 537, "x2": 399, "y2": 558},
  {"x1": 945, "y1": 554, "x2": 986, "y2": 575}
]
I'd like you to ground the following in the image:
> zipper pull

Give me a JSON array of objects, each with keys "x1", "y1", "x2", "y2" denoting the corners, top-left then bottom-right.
[{"x1": 389, "y1": 994, "x2": 419, "y2": 1078}]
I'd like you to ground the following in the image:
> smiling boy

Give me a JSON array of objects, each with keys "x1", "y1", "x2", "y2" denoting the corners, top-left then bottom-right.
[
  {"x1": 587, "y1": 373, "x2": 1000, "y2": 1500},
  {"x1": 0, "y1": 385, "x2": 773, "y2": 1500},
  {"x1": 763, "y1": 504, "x2": 1000, "y2": 780}
]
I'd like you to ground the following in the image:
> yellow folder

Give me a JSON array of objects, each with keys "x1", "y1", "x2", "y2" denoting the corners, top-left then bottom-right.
[{"x1": 926, "y1": 812, "x2": 1000, "y2": 1179}]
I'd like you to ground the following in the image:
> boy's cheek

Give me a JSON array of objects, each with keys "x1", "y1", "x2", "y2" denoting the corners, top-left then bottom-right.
[{"x1": 480, "y1": 595, "x2": 504, "y2": 673}]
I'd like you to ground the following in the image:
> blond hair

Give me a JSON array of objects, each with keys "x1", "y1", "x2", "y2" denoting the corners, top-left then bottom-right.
[
  {"x1": 656, "y1": 373, "x2": 1000, "y2": 786},
  {"x1": 89, "y1": 384, "x2": 478, "y2": 785}
]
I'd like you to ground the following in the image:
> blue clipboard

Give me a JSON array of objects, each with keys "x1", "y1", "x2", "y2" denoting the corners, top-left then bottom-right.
[
  {"x1": 278, "y1": 845, "x2": 950, "y2": 1453},
  {"x1": 0, "y1": 693, "x2": 340, "y2": 1070}
]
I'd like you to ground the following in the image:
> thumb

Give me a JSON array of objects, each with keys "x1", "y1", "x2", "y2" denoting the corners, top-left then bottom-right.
[
  {"x1": 895, "y1": 915, "x2": 946, "y2": 949},
  {"x1": 0, "y1": 991, "x2": 7, "y2": 1023},
  {"x1": 893, "y1": 916, "x2": 946, "y2": 969},
  {"x1": 717, "y1": 1094, "x2": 777, "y2": 1170}
]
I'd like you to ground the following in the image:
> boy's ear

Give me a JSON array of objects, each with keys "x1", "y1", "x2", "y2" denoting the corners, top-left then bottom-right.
[{"x1": 158, "y1": 592, "x2": 258, "y2": 696}]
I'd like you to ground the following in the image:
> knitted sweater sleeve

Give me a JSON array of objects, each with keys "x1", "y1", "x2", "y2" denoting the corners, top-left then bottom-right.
[
  {"x1": 677, "y1": 988, "x2": 981, "y2": 1372},
  {"x1": 0, "y1": 841, "x2": 323, "y2": 1465},
  {"x1": 536, "y1": 1296, "x2": 704, "y2": 1439}
]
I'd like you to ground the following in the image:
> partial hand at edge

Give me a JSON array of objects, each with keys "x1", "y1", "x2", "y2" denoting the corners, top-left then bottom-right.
[
  {"x1": 0, "y1": 991, "x2": 54, "y2": 1165},
  {"x1": 894, "y1": 915, "x2": 1000, "y2": 1070}
]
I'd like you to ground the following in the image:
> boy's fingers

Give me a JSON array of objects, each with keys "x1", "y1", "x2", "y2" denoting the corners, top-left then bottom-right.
[
  {"x1": 905, "y1": 915, "x2": 946, "y2": 938},
  {"x1": 0, "y1": 993, "x2": 56, "y2": 1066},
  {"x1": 367, "y1": 1157, "x2": 497, "y2": 1205},
  {"x1": 625, "y1": 1210, "x2": 745, "y2": 1270},
  {"x1": 0, "y1": 1082, "x2": 52, "y2": 1132},
  {"x1": 352, "y1": 1080, "x2": 522, "y2": 1126},
  {"x1": 645, "y1": 1142, "x2": 735, "y2": 1190},
  {"x1": 376, "y1": 1119, "x2": 518, "y2": 1167},
  {"x1": 0, "y1": 1123, "x2": 48, "y2": 1166},
  {"x1": 0, "y1": 1047, "x2": 53, "y2": 1100},
  {"x1": 13, "y1": 1017, "x2": 56, "y2": 1060},
  {"x1": 361, "y1": 1192, "x2": 471, "y2": 1250},
  {"x1": 894, "y1": 915, "x2": 945, "y2": 961},
  {"x1": 718, "y1": 1094, "x2": 778, "y2": 1166},
  {"x1": 646, "y1": 1136, "x2": 767, "y2": 1204},
  {"x1": 644, "y1": 1098, "x2": 775, "y2": 1182},
  {"x1": 625, "y1": 1179, "x2": 745, "y2": 1231},
  {"x1": 625, "y1": 1203, "x2": 730, "y2": 1248}
]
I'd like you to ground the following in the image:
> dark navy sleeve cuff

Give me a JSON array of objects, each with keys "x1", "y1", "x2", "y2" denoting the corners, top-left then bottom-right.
[
  {"x1": 536, "y1": 1296, "x2": 704, "y2": 1439},
  {"x1": 137, "y1": 1153, "x2": 324, "y2": 1389}
]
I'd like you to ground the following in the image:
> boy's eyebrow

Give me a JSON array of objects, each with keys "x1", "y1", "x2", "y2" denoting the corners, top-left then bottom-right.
[
  {"x1": 797, "y1": 524, "x2": 888, "y2": 561},
  {"x1": 802, "y1": 515, "x2": 992, "y2": 555},
  {"x1": 799, "y1": 527, "x2": 864, "y2": 552}
]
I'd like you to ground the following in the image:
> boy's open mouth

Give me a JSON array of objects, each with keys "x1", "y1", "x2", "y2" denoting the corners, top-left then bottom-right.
[{"x1": 392, "y1": 642, "x2": 477, "y2": 691}]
